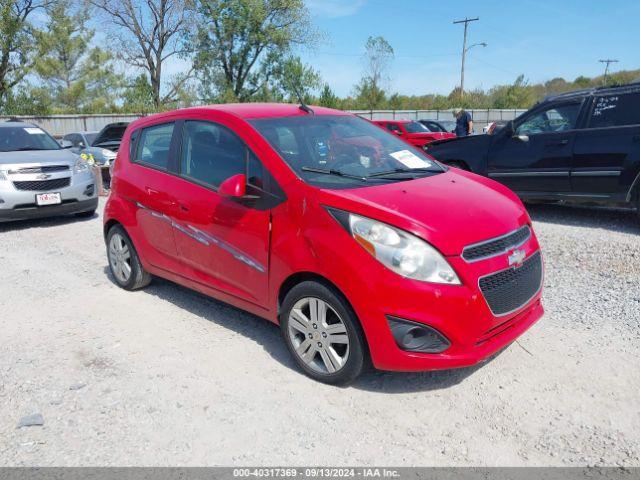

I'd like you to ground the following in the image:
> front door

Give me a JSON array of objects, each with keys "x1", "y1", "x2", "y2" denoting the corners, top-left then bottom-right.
[
  {"x1": 169, "y1": 120, "x2": 274, "y2": 306},
  {"x1": 572, "y1": 92, "x2": 640, "y2": 196},
  {"x1": 487, "y1": 101, "x2": 583, "y2": 194}
]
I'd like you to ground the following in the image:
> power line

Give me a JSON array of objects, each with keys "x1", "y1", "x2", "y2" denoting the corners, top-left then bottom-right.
[
  {"x1": 599, "y1": 59, "x2": 619, "y2": 86},
  {"x1": 453, "y1": 17, "x2": 480, "y2": 98}
]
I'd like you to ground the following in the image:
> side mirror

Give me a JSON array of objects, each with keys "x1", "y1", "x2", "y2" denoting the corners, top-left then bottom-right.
[
  {"x1": 60, "y1": 140, "x2": 73, "y2": 149},
  {"x1": 218, "y1": 173, "x2": 247, "y2": 198}
]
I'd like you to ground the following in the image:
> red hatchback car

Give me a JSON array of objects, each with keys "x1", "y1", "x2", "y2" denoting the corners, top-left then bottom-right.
[
  {"x1": 104, "y1": 104, "x2": 544, "y2": 385},
  {"x1": 373, "y1": 119, "x2": 456, "y2": 149}
]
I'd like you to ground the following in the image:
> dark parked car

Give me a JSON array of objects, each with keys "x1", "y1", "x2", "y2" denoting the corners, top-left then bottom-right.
[
  {"x1": 426, "y1": 83, "x2": 640, "y2": 217},
  {"x1": 420, "y1": 119, "x2": 456, "y2": 134}
]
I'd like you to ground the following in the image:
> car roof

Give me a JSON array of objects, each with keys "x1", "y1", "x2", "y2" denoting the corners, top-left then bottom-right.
[
  {"x1": 373, "y1": 119, "x2": 414, "y2": 124},
  {"x1": 181, "y1": 103, "x2": 349, "y2": 120},
  {"x1": 543, "y1": 81, "x2": 640, "y2": 103},
  {"x1": 0, "y1": 121, "x2": 38, "y2": 128}
]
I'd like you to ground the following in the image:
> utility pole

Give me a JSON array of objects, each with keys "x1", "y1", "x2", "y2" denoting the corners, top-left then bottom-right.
[
  {"x1": 453, "y1": 17, "x2": 479, "y2": 98},
  {"x1": 599, "y1": 59, "x2": 618, "y2": 86}
]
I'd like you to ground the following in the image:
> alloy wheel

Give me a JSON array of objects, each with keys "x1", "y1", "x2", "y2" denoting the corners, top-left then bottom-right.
[
  {"x1": 287, "y1": 297, "x2": 350, "y2": 374},
  {"x1": 108, "y1": 233, "x2": 132, "y2": 284}
]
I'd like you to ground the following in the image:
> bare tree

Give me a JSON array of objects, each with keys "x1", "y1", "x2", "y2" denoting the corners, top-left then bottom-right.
[
  {"x1": 90, "y1": 0, "x2": 193, "y2": 107},
  {"x1": 362, "y1": 36, "x2": 394, "y2": 95},
  {"x1": 0, "y1": 0, "x2": 52, "y2": 106},
  {"x1": 353, "y1": 36, "x2": 394, "y2": 109}
]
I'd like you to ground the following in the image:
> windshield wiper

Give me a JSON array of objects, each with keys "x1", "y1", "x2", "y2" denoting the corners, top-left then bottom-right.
[
  {"x1": 367, "y1": 167, "x2": 438, "y2": 178},
  {"x1": 301, "y1": 166, "x2": 368, "y2": 182}
]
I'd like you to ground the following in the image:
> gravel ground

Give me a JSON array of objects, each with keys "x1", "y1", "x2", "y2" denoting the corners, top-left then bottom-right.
[{"x1": 0, "y1": 199, "x2": 639, "y2": 466}]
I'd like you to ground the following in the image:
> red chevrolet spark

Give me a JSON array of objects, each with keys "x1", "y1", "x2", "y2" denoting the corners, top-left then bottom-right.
[{"x1": 103, "y1": 104, "x2": 544, "y2": 385}]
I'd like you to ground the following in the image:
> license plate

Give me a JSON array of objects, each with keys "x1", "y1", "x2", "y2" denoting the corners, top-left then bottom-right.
[{"x1": 36, "y1": 192, "x2": 62, "y2": 206}]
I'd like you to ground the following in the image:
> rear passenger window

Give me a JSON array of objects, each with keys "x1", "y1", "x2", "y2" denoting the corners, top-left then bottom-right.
[
  {"x1": 180, "y1": 121, "x2": 265, "y2": 190},
  {"x1": 589, "y1": 93, "x2": 640, "y2": 128},
  {"x1": 134, "y1": 123, "x2": 174, "y2": 170}
]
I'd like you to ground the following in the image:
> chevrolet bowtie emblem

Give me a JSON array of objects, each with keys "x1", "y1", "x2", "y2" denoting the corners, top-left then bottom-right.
[
  {"x1": 36, "y1": 173, "x2": 51, "y2": 180},
  {"x1": 508, "y1": 248, "x2": 526, "y2": 267}
]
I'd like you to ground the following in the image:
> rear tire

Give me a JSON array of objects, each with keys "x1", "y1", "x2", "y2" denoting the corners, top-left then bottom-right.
[
  {"x1": 280, "y1": 281, "x2": 366, "y2": 386},
  {"x1": 106, "y1": 224, "x2": 151, "y2": 291}
]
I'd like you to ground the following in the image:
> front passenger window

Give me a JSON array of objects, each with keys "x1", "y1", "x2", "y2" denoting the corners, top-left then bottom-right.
[
  {"x1": 180, "y1": 121, "x2": 264, "y2": 190},
  {"x1": 516, "y1": 103, "x2": 581, "y2": 136}
]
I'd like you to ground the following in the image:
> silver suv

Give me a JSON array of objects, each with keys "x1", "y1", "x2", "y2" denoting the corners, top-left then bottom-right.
[{"x1": 0, "y1": 121, "x2": 98, "y2": 222}]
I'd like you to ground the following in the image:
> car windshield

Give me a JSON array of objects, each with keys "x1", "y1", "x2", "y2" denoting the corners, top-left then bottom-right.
[
  {"x1": 250, "y1": 115, "x2": 444, "y2": 189},
  {"x1": 439, "y1": 121, "x2": 456, "y2": 132},
  {"x1": 403, "y1": 121, "x2": 429, "y2": 133},
  {"x1": 85, "y1": 133, "x2": 98, "y2": 145},
  {"x1": 0, "y1": 126, "x2": 61, "y2": 152}
]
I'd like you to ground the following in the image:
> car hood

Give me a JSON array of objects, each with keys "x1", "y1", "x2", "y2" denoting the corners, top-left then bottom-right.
[
  {"x1": 92, "y1": 123, "x2": 128, "y2": 150},
  {"x1": 0, "y1": 149, "x2": 78, "y2": 168},
  {"x1": 428, "y1": 133, "x2": 490, "y2": 148},
  {"x1": 322, "y1": 168, "x2": 529, "y2": 256}
]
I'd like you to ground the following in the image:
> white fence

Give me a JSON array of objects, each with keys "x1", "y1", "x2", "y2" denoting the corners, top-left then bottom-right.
[{"x1": 0, "y1": 109, "x2": 527, "y2": 137}]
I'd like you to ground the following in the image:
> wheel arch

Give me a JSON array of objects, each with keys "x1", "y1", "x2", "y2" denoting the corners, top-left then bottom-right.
[
  {"x1": 277, "y1": 272, "x2": 347, "y2": 317},
  {"x1": 104, "y1": 218, "x2": 124, "y2": 239},
  {"x1": 276, "y1": 270, "x2": 372, "y2": 363}
]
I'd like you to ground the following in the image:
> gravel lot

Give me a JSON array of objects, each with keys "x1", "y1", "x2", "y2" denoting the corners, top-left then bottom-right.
[{"x1": 1, "y1": 199, "x2": 639, "y2": 466}]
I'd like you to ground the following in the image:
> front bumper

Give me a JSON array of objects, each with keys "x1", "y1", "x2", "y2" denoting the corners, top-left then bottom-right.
[
  {"x1": 329, "y1": 228, "x2": 544, "y2": 372},
  {"x1": 0, "y1": 171, "x2": 97, "y2": 222}
]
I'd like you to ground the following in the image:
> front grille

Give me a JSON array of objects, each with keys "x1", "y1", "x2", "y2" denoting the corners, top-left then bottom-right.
[
  {"x1": 463, "y1": 225, "x2": 531, "y2": 262},
  {"x1": 9, "y1": 165, "x2": 70, "y2": 174},
  {"x1": 479, "y1": 251, "x2": 543, "y2": 316},
  {"x1": 13, "y1": 178, "x2": 71, "y2": 191}
]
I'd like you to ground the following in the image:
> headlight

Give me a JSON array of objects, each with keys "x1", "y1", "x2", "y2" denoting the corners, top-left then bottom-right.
[
  {"x1": 101, "y1": 148, "x2": 116, "y2": 157},
  {"x1": 329, "y1": 209, "x2": 461, "y2": 285},
  {"x1": 74, "y1": 158, "x2": 90, "y2": 174}
]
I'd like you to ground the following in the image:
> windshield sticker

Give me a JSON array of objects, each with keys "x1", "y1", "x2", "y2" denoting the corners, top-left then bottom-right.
[
  {"x1": 24, "y1": 128, "x2": 45, "y2": 135},
  {"x1": 390, "y1": 150, "x2": 431, "y2": 169}
]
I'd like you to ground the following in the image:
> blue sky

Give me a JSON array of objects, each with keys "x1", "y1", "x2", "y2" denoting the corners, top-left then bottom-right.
[{"x1": 303, "y1": 0, "x2": 640, "y2": 96}]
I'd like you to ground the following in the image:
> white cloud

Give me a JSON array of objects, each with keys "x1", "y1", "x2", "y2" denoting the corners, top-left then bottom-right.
[{"x1": 306, "y1": 0, "x2": 367, "y2": 18}]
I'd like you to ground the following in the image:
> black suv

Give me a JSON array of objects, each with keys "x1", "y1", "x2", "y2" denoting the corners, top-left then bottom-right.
[{"x1": 426, "y1": 83, "x2": 640, "y2": 215}]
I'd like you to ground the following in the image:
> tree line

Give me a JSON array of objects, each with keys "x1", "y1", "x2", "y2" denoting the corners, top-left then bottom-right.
[{"x1": 1, "y1": 0, "x2": 637, "y2": 116}]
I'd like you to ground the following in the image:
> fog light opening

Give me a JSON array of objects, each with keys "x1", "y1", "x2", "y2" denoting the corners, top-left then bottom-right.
[
  {"x1": 84, "y1": 184, "x2": 95, "y2": 197},
  {"x1": 387, "y1": 316, "x2": 451, "y2": 353}
]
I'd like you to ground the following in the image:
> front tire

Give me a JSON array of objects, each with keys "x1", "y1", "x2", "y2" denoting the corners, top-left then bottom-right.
[
  {"x1": 280, "y1": 281, "x2": 366, "y2": 385},
  {"x1": 106, "y1": 225, "x2": 151, "y2": 291}
]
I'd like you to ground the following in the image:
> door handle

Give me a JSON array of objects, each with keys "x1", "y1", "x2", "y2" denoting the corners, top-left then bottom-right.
[
  {"x1": 545, "y1": 139, "x2": 569, "y2": 146},
  {"x1": 145, "y1": 187, "x2": 177, "y2": 208},
  {"x1": 179, "y1": 203, "x2": 190, "y2": 212}
]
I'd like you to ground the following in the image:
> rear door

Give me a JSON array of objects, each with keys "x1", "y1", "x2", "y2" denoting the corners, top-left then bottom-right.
[
  {"x1": 169, "y1": 119, "x2": 278, "y2": 306},
  {"x1": 571, "y1": 91, "x2": 640, "y2": 196},
  {"x1": 487, "y1": 100, "x2": 583, "y2": 194},
  {"x1": 129, "y1": 122, "x2": 180, "y2": 263}
]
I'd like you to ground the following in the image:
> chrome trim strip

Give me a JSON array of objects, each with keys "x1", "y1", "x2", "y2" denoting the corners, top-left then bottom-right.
[
  {"x1": 136, "y1": 202, "x2": 266, "y2": 273},
  {"x1": 477, "y1": 251, "x2": 544, "y2": 318},
  {"x1": 489, "y1": 171, "x2": 569, "y2": 177},
  {"x1": 462, "y1": 225, "x2": 531, "y2": 263},
  {"x1": 571, "y1": 170, "x2": 622, "y2": 177}
]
